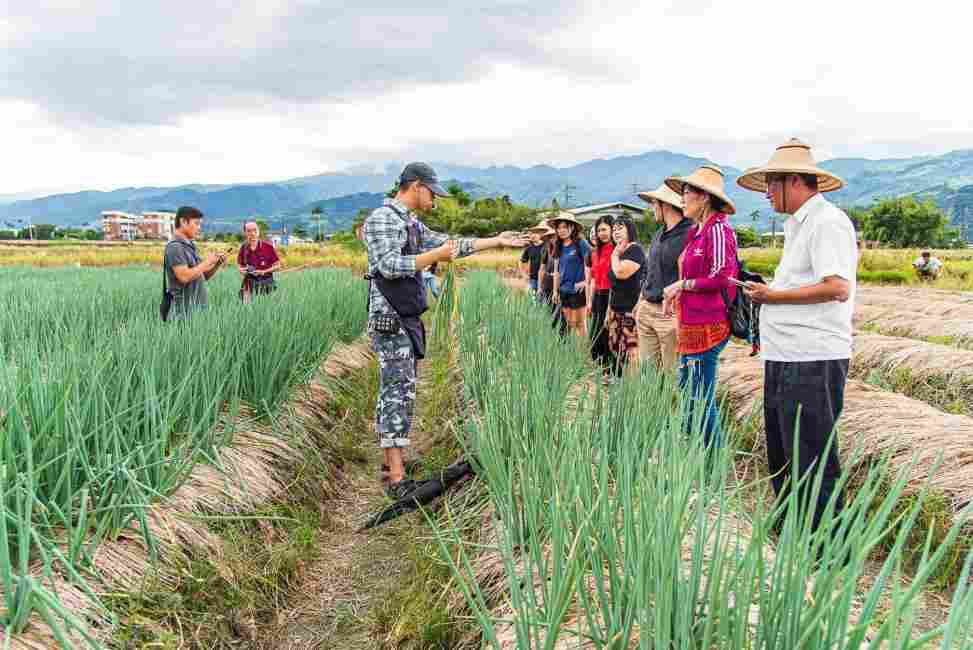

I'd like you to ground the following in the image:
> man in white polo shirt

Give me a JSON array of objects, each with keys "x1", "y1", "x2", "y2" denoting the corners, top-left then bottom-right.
[{"x1": 737, "y1": 139, "x2": 857, "y2": 534}]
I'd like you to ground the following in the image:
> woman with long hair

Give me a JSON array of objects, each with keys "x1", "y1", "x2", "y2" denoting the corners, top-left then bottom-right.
[
  {"x1": 551, "y1": 213, "x2": 591, "y2": 338},
  {"x1": 586, "y1": 215, "x2": 616, "y2": 371},
  {"x1": 606, "y1": 216, "x2": 646, "y2": 376},
  {"x1": 662, "y1": 165, "x2": 739, "y2": 448}
]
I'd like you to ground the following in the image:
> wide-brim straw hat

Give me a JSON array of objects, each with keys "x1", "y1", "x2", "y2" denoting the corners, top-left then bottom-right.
[
  {"x1": 664, "y1": 164, "x2": 736, "y2": 215},
  {"x1": 528, "y1": 221, "x2": 556, "y2": 236},
  {"x1": 638, "y1": 184, "x2": 684, "y2": 211},
  {"x1": 736, "y1": 138, "x2": 845, "y2": 193},
  {"x1": 547, "y1": 210, "x2": 584, "y2": 230}
]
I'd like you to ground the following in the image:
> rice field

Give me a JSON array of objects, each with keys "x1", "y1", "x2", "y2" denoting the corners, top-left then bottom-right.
[
  {"x1": 432, "y1": 272, "x2": 973, "y2": 649},
  {"x1": 0, "y1": 267, "x2": 366, "y2": 646},
  {"x1": 741, "y1": 247, "x2": 973, "y2": 289}
]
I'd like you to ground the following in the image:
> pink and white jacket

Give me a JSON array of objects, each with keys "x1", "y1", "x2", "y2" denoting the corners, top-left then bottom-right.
[{"x1": 678, "y1": 213, "x2": 739, "y2": 326}]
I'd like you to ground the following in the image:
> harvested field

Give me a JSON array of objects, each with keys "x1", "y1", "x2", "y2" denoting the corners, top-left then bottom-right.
[
  {"x1": 720, "y1": 344, "x2": 973, "y2": 515},
  {"x1": 854, "y1": 303, "x2": 973, "y2": 346},
  {"x1": 850, "y1": 332, "x2": 973, "y2": 414},
  {"x1": 857, "y1": 285, "x2": 973, "y2": 320}
]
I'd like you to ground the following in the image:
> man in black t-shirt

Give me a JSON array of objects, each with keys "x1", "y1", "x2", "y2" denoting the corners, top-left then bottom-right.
[{"x1": 520, "y1": 227, "x2": 546, "y2": 295}]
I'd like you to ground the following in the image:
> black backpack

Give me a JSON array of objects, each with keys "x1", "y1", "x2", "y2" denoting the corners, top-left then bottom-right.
[{"x1": 722, "y1": 259, "x2": 766, "y2": 353}]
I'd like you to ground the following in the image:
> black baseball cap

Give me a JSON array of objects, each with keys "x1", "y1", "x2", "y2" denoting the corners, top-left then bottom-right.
[{"x1": 399, "y1": 162, "x2": 449, "y2": 197}]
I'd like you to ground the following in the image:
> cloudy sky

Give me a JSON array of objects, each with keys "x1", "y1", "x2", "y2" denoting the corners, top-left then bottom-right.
[{"x1": 2, "y1": 0, "x2": 971, "y2": 194}]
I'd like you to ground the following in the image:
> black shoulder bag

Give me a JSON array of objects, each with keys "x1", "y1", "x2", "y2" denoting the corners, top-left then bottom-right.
[
  {"x1": 721, "y1": 259, "x2": 766, "y2": 349},
  {"x1": 160, "y1": 242, "x2": 174, "y2": 322}
]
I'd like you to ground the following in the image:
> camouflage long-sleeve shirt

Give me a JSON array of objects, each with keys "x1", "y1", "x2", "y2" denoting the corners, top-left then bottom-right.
[{"x1": 364, "y1": 198, "x2": 476, "y2": 316}]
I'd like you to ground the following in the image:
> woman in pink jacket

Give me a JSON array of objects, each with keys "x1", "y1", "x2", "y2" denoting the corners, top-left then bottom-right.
[{"x1": 662, "y1": 165, "x2": 739, "y2": 448}]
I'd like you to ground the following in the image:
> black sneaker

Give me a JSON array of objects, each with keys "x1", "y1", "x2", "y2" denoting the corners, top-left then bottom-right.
[{"x1": 385, "y1": 479, "x2": 420, "y2": 501}]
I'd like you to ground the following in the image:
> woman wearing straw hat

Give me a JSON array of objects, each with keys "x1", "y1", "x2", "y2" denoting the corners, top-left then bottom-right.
[
  {"x1": 635, "y1": 184, "x2": 691, "y2": 372},
  {"x1": 736, "y1": 138, "x2": 855, "y2": 533},
  {"x1": 551, "y1": 212, "x2": 592, "y2": 338},
  {"x1": 662, "y1": 164, "x2": 739, "y2": 448},
  {"x1": 536, "y1": 228, "x2": 557, "y2": 299}
]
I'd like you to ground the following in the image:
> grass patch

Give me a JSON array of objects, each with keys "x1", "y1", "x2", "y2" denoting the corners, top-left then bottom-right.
[
  {"x1": 856, "y1": 364, "x2": 973, "y2": 416},
  {"x1": 370, "y1": 531, "x2": 463, "y2": 649},
  {"x1": 858, "y1": 474, "x2": 973, "y2": 591},
  {"x1": 106, "y1": 500, "x2": 326, "y2": 649},
  {"x1": 103, "y1": 359, "x2": 376, "y2": 648}
]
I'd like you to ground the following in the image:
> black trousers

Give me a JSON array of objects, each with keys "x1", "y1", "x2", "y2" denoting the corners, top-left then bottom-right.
[
  {"x1": 764, "y1": 359, "x2": 848, "y2": 533},
  {"x1": 589, "y1": 290, "x2": 615, "y2": 370}
]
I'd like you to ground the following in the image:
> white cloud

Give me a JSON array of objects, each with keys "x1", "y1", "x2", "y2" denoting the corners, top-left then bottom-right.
[{"x1": 2, "y1": 0, "x2": 972, "y2": 193}]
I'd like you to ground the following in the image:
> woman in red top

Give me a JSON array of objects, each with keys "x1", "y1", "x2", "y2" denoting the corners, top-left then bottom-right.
[
  {"x1": 237, "y1": 221, "x2": 282, "y2": 303},
  {"x1": 585, "y1": 215, "x2": 616, "y2": 373},
  {"x1": 662, "y1": 165, "x2": 739, "y2": 448}
]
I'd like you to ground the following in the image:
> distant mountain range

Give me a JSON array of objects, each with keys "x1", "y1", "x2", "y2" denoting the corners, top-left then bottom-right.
[{"x1": 5, "y1": 149, "x2": 973, "y2": 234}]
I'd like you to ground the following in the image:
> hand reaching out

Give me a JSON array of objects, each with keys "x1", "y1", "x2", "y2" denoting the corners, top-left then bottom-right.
[{"x1": 498, "y1": 231, "x2": 529, "y2": 248}]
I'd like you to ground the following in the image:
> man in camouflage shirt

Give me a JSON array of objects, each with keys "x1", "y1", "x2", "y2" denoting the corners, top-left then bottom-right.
[{"x1": 365, "y1": 162, "x2": 526, "y2": 499}]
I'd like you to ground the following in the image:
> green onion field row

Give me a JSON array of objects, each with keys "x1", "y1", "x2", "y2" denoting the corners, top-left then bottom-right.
[
  {"x1": 436, "y1": 272, "x2": 973, "y2": 649},
  {"x1": 0, "y1": 267, "x2": 365, "y2": 646}
]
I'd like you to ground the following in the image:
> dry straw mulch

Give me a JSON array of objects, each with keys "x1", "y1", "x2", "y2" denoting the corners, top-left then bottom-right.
[
  {"x1": 720, "y1": 344, "x2": 973, "y2": 515},
  {"x1": 851, "y1": 331, "x2": 973, "y2": 409},
  {"x1": 852, "y1": 332, "x2": 973, "y2": 379},
  {"x1": 854, "y1": 303, "x2": 973, "y2": 343},
  {"x1": 1, "y1": 340, "x2": 374, "y2": 649},
  {"x1": 857, "y1": 286, "x2": 973, "y2": 319}
]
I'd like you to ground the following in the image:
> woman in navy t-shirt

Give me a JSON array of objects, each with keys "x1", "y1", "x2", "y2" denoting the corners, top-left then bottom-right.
[{"x1": 551, "y1": 214, "x2": 591, "y2": 338}]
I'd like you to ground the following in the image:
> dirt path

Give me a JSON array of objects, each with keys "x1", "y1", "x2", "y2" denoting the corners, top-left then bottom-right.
[
  {"x1": 258, "y1": 352, "x2": 443, "y2": 650},
  {"x1": 258, "y1": 444, "x2": 412, "y2": 649}
]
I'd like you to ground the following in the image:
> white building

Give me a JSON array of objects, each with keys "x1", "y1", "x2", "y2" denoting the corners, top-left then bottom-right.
[
  {"x1": 101, "y1": 211, "x2": 139, "y2": 241},
  {"x1": 101, "y1": 211, "x2": 175, "y2": 241},
  {"x1": 140, "y1": 211, "x2": 175, "y2": 240}
]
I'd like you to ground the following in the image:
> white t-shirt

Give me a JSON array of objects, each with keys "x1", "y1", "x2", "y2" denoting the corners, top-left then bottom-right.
[
  {"x1": 760, "y1": 193, "x2": 858, "y2": 362},
  {"x1": 913, "y1": 256, "x2": 942, "y2": 271}
]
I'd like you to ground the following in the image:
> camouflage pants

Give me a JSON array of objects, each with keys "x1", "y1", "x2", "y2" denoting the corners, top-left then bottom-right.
[{"x1": 370, "y1": 329, "x2": 418, "y2": 448}]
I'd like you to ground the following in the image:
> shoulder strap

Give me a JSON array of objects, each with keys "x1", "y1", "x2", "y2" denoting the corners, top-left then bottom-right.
[
  {"x1": 163, "y1": 239, "x2": 197, "y2": 291},
  {"x1": 163, "y1": 240, "x2": 175, "y2": 293}
]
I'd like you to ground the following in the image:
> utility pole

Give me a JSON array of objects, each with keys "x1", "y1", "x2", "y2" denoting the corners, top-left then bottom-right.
[
  {"x1": 562, "y1": 184, "x2": 577, "y2": 208},
  {"x1": 629, "y1": 182, "x2": 641, "y2": 197},
  {"x1": 311, "y1": 206, "x2": 323, "y2": 243},
  {"x1": 770, "y1": 213, "x2": 778, "y2": 248}
]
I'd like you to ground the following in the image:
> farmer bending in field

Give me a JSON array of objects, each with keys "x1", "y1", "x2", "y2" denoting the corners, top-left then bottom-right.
[
  {"x1": 364, "y1": 162, "x2": 527, "y2": 500},
  {"x1": 237, "y1": 221, "x2": 281, "y2": 303},
  {"x1": 162, "y1": 206, "x2": 227, "y2": 320},
  {"x1": 737, "y1": 139, "x2": 857, "y2": 535},
  {"x1": 912, "y1": 250, "x2": 943, "y2": 281}
]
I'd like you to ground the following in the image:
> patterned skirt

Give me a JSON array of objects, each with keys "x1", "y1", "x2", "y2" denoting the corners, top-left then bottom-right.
[{"x1": 608, "y1": 310, "x2": 638, "y2": 356}]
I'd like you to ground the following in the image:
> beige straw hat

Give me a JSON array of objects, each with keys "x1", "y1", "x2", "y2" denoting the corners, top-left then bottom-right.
[
  {"x1": 664, "y1": 164, "x2": 736, "y2": 215},
  {"x1": 528, "y1": 221, "x2": 556, "y2": 236},
  {"x1": 736, "y1": 138, "x2": 845, "y2": 193},
  {"x1": 547, "y1": 210, "x2": 584, "y2": 229},
  {"x1": 638, "y1": 183, "x2": 684, "y2": 211}
]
